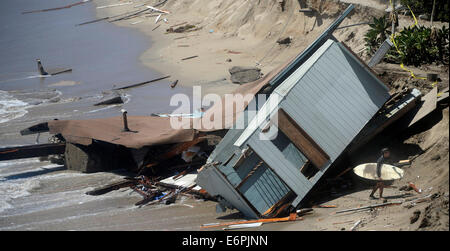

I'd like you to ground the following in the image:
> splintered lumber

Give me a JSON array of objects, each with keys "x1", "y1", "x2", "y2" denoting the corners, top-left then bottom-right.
[
  {"x1": 335, "y1": 201, "x2": 403, "y2": 214},
  {"x1": 138, "y1": 137, "x2": 205, "y2": 175},
  {"x1": 313, "y1": 204, "x2": 337, "y2": 208},
  {"x1": 0, "y1": 143, "x2": 65, "y2": 161},
  {"x1": 408, "y1": 182, "x2": 422, "y2": 194},
  {"x1": 146, "y1": 5, "x2": 170, "y2": 14},
  {"x1": 152, "y1": 24, "x2": 161, "y2": 31},
  {"x1": 350, "y1": 220, "x2": 363, "y2": 231},
  {"x1": 22, "y1": 0, "x2": 92, "y2": 14},
  {"x1": 113, "y1": 75, "x2": 170, "y2": 90},
  {"x1": 201, "y1": 213, "x2": 300, "y2": 229},
  {"x1": 181, "y1": 55, "x2": 198, "y2": 61},
  {"x1": 223, "y1": 222, "x2": 263, "y2": 230},
  {"x1": 155, "y1": 14, "x2": 162, "y2": 23},
  {"x1": 135, "y1": 192, "x2": 158, "y2": 206},
  {"x1": 86, "y1": 179, "x2": 136, "y2": 195}
]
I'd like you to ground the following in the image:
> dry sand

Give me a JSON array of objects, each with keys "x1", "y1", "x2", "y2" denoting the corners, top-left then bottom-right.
[{"x1": 95, "y1": 0, "x2": 386, "y2": 96}]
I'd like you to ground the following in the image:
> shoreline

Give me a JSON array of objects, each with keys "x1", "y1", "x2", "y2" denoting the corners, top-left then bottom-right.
[
  {"x1": 93, "y1": 0, "x2": 240, "y2": 97},
  {"x1": 92, "y1": 0, "x2": 345, "y2": 97},
  {"x1": 94, "y1": 0, "x2": 448, "y2": 98}
]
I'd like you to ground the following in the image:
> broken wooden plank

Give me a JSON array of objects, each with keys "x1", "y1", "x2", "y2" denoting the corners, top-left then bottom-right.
[
  {"x1": 350, "y1": 220, "x2": 363, "y2": 231},
  {"x1": 155, "y1": 14, "x2": 162, "y2": 24},
  {"x1": 146, "y1": 5, "x2": 170, "y2": 14},
  {"x1": 223, "y1": 222, "x2": 263, "y2": 230},
  {"x1": 0, "y1": 143, "x2": 65, "y2": 161},
  {"x1": 138, "y1": 137, "x2": 205, "y2": 175},
  {"x1": 313, "y1": 204, "x2": 337, "y2": 208},
  {"x1": 86, "y1": 179, "x2": 136, "y2": 195},
  {"x1": 335, "y1": 201, "x2": 402, "y2": 214},
  {"x1": 181, "y1": 55, "x2": 198, "y2": 61},
  {"x1": 76, "y1": 17, "x2": 110, "y2": 26},
  {"x1": 152, "y1": 24, "x2": 161, "y2": 31},
  {"x1": 408, "y1": 182, "x2": 422, "y2": 194},
  {"x1": 201, "y1": 213, "x2": 300, "y2": 229},
  {"x1": 113, "y1": 75, "x2": 170, "y2": 90}
]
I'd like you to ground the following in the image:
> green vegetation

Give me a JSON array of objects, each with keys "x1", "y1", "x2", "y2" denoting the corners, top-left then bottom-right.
[
  {"x1": 364, "y1": 16, "x2": 392, "y2": 56},
  {"x1": 400, "y1": 0, "x2": 449, "y2": 22},
  {"x1": 364, "y1": 16, "x2": 449, "y2": 66}
]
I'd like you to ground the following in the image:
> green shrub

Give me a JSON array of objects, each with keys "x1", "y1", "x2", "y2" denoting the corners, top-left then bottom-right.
[
  {"x1": 365, "y1": 20, "x2": 449, "y2": 66},
  {"x1": 364, "y1": 16, "x2": 392, "y2": 55},
  {"x1": 400, "y1": 0, "x2": 449, "y2": 22},
  {"x1": 386, "y1": 25, "x2": 449, "y2": 66}
]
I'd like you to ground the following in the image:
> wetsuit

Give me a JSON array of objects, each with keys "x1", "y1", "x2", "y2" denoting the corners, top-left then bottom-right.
[{"x1": 376, "y1": 154, "x2": 385, "y2": 178}]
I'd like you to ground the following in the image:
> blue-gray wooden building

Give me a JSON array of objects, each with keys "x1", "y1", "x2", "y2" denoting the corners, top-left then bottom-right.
[{"x1": 196, "y1": 5, "x2": 391, "y2": 219}]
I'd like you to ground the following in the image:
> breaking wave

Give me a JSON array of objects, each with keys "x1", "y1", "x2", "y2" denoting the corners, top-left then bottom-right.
[{"x1": 0, "y1": 90, "x2": 29, "y2": 124}]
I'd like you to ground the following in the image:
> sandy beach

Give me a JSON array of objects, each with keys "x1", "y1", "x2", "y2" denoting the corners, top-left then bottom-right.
[
  {"x1": 94, "y1": 0, "x2": 379, "y2": 96},
  {"x1": 1, "y1": 0, "x2": 448, "y2": 232}
]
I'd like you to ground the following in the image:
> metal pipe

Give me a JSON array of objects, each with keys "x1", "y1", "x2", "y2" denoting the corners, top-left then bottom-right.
[
  {"x1": 36, "y1": 59, "x2": 48, "y2": 75},
  {"x1": 121, "y1": 109, "x2": 130, "y2": 132}
]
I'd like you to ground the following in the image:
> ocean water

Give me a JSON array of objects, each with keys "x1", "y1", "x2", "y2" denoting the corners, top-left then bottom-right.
[
  {"x1": 0, "y1": 0, "x2": 194, "y2": 222},
  {"x1": 0, "y1": 0, "x2": 191, "y2": 127}
]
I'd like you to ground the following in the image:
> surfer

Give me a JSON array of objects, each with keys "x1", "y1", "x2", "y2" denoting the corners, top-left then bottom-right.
[{"x1": 369, "y1": 148, "x2": 390, "y2": 199}]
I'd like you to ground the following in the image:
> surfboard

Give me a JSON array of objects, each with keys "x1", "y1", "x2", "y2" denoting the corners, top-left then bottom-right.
[{"x1": 353, "y1": 163, "x2": 404, "y2": 181}]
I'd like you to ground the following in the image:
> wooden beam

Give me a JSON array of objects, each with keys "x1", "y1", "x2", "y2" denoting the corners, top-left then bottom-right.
[
  {"x1": 278, "y1": 109, "x2": 329, "y2": 168},
  {"x1": 0, "y1": 143, "x2": 65, "y2": 161}
]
